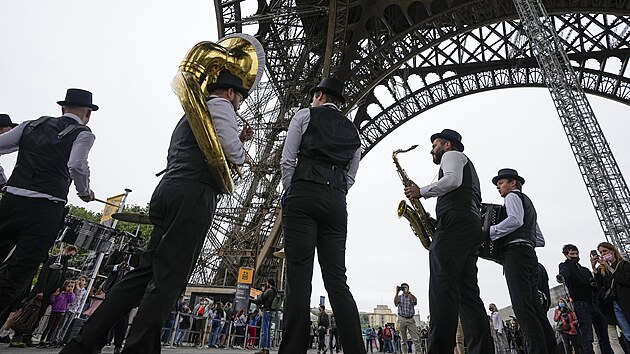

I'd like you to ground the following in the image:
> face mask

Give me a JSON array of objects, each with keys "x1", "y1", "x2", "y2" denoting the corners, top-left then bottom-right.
[
  {"x1": 559, "y1": 303, "x2": 565, "y2": 308},
  {"x1": 603, "y1": 254, "x2": 615, "y2": 262}
]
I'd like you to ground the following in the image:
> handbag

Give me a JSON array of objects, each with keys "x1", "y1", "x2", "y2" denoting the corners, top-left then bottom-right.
[{"x1": 597, "y1": 262, "x2": 620, "y2": 305}]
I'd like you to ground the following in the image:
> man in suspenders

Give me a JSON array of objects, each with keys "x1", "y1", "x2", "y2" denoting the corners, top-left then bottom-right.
[{"x1": 0, "y1": 89, "x2": 97, "y2": 346}]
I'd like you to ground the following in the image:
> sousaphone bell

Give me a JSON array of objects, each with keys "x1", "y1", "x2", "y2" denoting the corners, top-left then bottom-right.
[{"x1": 172, "y1": 33, "x2": 265, "y2": 194}]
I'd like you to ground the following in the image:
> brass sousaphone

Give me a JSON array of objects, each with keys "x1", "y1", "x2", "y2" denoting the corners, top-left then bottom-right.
[{"x1": 172, "y1": 34, "x2": 265, "y2": 194}]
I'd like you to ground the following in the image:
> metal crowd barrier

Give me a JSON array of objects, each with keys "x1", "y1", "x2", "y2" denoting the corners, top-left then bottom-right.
[{"x1": 159, "y1": 312, "x2": 264, "y2": 349}]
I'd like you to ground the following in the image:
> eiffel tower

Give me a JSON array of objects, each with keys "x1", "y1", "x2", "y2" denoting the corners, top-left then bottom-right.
[{"x1": 190, "y1": 0, "x2": 630, "y2": 288}]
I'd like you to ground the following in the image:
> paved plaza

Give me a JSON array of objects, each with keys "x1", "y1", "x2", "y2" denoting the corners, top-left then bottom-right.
[
  {"x1": 0, "y1": 344, "x2": 331, "y2": 354},
  {"x1": 0, "y1": 345, "x2": 279, "y2": 354}
]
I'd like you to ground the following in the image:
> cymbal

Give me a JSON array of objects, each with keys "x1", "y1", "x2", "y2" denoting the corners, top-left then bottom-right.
[{"x1": 112, "y1": 212, "x2": 151, "y2": 225}]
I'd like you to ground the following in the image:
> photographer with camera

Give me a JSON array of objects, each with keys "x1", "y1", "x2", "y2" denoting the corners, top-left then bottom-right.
[{"x1": 394, "y1": 283, "x2": 421, "y2": 353}]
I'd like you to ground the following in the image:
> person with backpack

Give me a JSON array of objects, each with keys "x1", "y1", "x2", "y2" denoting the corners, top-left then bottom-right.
[
  {"x1": 382, "y1": 324, "x2": 393, "y2": 353},
  {"x1": 364, "y1": 325, "x2": 376, "y2": 353},
  {"x1": 252, "y1": 278, "x2": 277, "y2": 354}
]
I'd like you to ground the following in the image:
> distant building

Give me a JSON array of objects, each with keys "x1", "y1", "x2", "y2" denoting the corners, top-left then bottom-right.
[{"x1": 368, "y1": 305, "x2": 398, "y2": 328}]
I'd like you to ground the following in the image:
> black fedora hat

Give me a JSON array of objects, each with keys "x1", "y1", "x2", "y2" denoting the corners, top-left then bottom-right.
[
  {"x1": 430, "y1": 129, "x2": 464, "y2": 152},
  {"x1": 0, "y1": 114, "x2": 18, "y2": 128},
  {"x1": 57, "y1": 88, "x2": 99, "y2": 111},
  {"x1": 492, "y1": 168, "x2": 525, "y2": 185},
  {"x1": 206, "y1": 69, "x2": 249, "y2": 99},
  {"x1": 309, "y1": 77, "x2": 345, "y2": 104}
]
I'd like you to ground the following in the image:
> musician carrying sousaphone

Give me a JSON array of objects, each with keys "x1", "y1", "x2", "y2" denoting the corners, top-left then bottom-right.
[{"x1": 61, "y1": 34, "x2": 265, "y2": 354}]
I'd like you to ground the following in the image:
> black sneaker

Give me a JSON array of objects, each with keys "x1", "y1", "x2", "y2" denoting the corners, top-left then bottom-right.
[{"x1": 0, "y1": 335, "x2": 10, "y2": 343}]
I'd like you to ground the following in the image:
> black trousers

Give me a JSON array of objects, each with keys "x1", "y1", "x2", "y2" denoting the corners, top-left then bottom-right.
[
  {"x1": 427, "y1": 210, "x2": 494, "y2": 354},
  {"x1": 61, "y1": 178, "x2": 218, "y2": 354},
  {"x1": 573, "y1": 300, "x2": 613, "y2": 354},
  {"x1": 278, "y1": 181, "x2": 366, "y2": 354},
  {"x1": 503, "y1": 244, "x2": 557, "y2": 354},
  {"x1": 109, "y1": 313, "x2": 129, "y2": 348},
  {"x1": 0, "y1": 194, "x2": 65, "y2": 324}
]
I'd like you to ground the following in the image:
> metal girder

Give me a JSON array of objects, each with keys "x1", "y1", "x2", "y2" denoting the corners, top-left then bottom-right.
[
  {"x1": 355, "y1": 13, "x2": 630, "y2": 151},
  {"x1": 194, "y1": 0, "x2": 630, "y2": 287},
  {"x1": 513, "y1": 0, "x2": 629, "y2": 255}
]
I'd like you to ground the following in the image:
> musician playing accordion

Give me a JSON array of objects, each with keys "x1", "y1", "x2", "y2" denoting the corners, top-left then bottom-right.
[{"x1": 489, "y1": 168, "x2": 556, "y2": 354}]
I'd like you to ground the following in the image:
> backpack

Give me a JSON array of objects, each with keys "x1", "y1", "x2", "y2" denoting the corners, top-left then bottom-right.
[
  {"x1": 270, "y1": 290, "x2": 284, "y2": 311},
  {"x1": 11, "y1": 297, "x2": 42, "y2": 334}
]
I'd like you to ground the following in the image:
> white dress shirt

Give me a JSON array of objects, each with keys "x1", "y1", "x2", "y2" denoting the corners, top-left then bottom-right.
[
  {"x1": 208, "y1": 96, "x2": 246, "y2": 165},
  {"x1": 489, "y1": 189, "x2": 545, "y2": 247},
  {"x1": 419, "y1": 150, "x2": 468, "y2": 198}
]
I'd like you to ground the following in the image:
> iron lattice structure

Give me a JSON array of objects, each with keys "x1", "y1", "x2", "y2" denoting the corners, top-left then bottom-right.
[
  {"x1": 513, "y1": 0, "x2": 630, "y2": 255},
  {"x1": 190, "y1": 0, "x2": 630, "y2": 287}
]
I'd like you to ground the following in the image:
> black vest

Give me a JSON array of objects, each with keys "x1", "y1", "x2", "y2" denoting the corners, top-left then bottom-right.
[
  {"x1": 291, "y1": 106, "x2": 360, "y2": 192},
  {"x1": 163, "y1": 115, "x2": 220, "y2": 188},
  {"x1": 435, "y1": 155, "x2": 481, "y2": 219},
  {"x1": 500, "y1": 190, "x2": 537, "y2": 246},
  {"x1": 8, "y1": 116, "x2": 90, "y2": 200}
]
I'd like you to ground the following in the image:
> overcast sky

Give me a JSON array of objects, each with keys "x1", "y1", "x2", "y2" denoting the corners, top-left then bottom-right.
[{"x1": 1, "y1": 1, "x2": 629, "y2": 316}]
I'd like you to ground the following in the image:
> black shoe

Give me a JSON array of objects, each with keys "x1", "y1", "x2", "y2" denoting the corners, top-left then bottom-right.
[
  {"x1": 0, "y1": 335, "x2": 10, "y2": 343},
  {"x1": 114, "y1": 347, "x2": 122, "y2": 354}
]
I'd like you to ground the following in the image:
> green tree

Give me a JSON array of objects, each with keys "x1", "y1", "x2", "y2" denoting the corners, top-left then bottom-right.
[{"x1": 68, "y1": 205, "x2": 101, "y2": 223}]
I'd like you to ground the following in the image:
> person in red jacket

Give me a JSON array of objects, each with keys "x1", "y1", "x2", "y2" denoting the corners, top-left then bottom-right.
[{"x1": 553, "y1": 299, "x2": 580, "y2": 354}]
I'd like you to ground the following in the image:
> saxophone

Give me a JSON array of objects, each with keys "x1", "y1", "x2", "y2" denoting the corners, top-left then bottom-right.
[{"x1": 393, "y1": 145, "x2": 434, "y2": 250}]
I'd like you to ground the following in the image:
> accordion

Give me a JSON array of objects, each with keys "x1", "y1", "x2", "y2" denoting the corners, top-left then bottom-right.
[{"x1": 478, "y1": 203, "x2": 504, "y2": 264}]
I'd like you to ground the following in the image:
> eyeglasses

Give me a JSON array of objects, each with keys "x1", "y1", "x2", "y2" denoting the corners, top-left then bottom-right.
[{"x1": 236, "y1": 92, "x2": 244, "y2": 102}]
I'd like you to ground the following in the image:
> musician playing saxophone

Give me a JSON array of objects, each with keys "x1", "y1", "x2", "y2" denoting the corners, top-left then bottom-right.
[
  {"x1": 403, "y1": 129, "x2": 493, "y2": 354},
  {"x1": 62, "y1": 69, "x2": 254, "y2": 354},
  {"x1": 489, "y1": 168, "x2": 555, "y2": 354}
]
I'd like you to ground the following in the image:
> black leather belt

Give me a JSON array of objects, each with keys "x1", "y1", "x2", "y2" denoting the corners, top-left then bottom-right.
[
  {"x1": 400, "y1": 315, "x2": 414, "y2": 319},
  {"x1": 504, "y1": 241, "x2": 534, "y2": 250}
]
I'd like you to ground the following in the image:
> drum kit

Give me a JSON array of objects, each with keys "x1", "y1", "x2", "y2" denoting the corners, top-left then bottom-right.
[{"x1": 49, "y1": 211, "x2": 152, "y2": 269}]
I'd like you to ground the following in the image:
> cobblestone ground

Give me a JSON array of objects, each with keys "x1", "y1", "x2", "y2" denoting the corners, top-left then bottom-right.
[{"x1": 0, "y1": 344, "x2": 331, "y2": 354}]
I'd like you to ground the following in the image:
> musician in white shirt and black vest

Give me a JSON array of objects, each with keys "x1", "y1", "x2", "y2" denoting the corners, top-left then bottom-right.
[
  {"x1": 404, "y1": 129, "x2": 494, "y2": 354},
  {"x1": 62, "y1": 69, "x2": 254, "y2": 354},
  {"x1": 489, "y1": 168, "x2": 557, "y2": 354},
  {"x1": 0, "y1": 89, "x2": 97, "y2": 335},
  {"x1": 279, "y1": 78, "x2": 365, "y2": 354}
]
